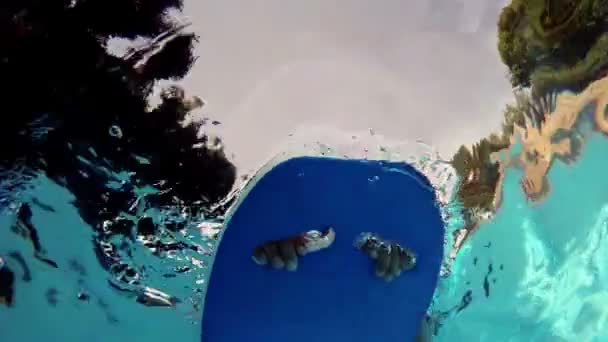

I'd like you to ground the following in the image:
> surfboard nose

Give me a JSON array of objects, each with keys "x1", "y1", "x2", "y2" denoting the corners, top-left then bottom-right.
[{"x1": 202, "y1": 157, "x2": 444, "y2": 342}]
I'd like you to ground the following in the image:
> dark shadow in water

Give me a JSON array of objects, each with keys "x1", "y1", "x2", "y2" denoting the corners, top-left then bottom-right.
[{"x1": 1, "y1": 0, "x2": 236, "y2": 308}]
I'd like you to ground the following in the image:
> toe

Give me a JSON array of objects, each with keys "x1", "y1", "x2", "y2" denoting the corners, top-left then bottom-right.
[
  {"x1": 278, "y1": 239, "x2": 298, "y2": 271},
  {"x1": 251, "y1": 246, "x2": 268, "y2": 265},
  {"x1": 263, "y1": 242, "x2": 285, "y2": 269}
]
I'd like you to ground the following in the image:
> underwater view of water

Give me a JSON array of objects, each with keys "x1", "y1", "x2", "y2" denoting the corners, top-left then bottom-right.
[
  {"x1": 1, "y1": 123, "x2": 607, "y2": 342},
  {"x1": 9, "y1": 0, "x2": 608, "y2": 340},
  {"x1": 432, "y1": 132, "x2": 608, "y2": 341}
]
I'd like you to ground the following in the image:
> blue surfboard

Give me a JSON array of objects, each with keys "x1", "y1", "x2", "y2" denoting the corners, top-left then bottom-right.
[{"x1": 201, "y1": 157, "x2": 444, "y2": 341}]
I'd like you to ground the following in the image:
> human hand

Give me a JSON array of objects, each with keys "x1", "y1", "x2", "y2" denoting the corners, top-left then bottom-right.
[
  {"x1": 251, "y1": 227, "x2": 335, "y2": 271},
  {"x1": 355, "y1": 232, "x2": 416, "y2": 282}
]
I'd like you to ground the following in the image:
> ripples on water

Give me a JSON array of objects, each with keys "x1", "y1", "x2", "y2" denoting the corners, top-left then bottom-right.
[
  {"x1": 0, "y1": 172, "x2": 216, "y2": 341},
  {"x1": 431, "y1": 134, "x2": 608, "y2": 340},
  {"x1": 2, "y1": 122, "x2": 608, "y2": 341}
]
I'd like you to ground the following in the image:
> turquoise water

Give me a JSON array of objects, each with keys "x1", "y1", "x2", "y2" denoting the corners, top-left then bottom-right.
[
  {"x1": 1, "y1": 132, "x2": 607, "y2": 340},
  {"x1": 0, "y1": 178, "x2": 203, "y2": 341},
  {"x1": 432, "y1": 133, "x2": 608, "y2": 341}
]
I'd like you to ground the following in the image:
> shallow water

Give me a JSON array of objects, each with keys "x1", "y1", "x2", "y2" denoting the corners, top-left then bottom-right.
[
  {"x1": 432, "y1": 133, "x2": 608, "y2": 341},
  {"x1": 0, "y1": 177, "x2": 205, "y2": 341},
  {"x1": 1, "y1": 126, "x2": 607, "y2": 341}
]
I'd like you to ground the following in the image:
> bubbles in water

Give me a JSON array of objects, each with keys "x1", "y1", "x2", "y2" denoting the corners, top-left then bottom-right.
[
  {"x1": 108, "y1": 125, "x2": 123, "y2": 139},
  {"x1": 1, "y1": 123, "x2": 462, "y2": 341},
  {"x1": 198, "y1": 222, "x2": 222, "y2": 240}
]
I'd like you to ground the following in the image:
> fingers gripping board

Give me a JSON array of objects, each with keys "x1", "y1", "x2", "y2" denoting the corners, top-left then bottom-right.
[{"x1": 201, "y1": 157, "x2": 445, "y2": 341}]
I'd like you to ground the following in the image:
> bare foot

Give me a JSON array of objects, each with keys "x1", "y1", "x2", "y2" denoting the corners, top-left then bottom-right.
[
  {"x1": 251, "y1": 227, "x2": 335, "y2": 271},
  {"x1": 355, "y1": 232, "x2": 417, "y2": 282}
]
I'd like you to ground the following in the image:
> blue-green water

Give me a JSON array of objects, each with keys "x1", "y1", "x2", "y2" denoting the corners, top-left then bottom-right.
[
  {"x1": 1, "y1": 132, "x2": 607, "y2": 341},
  {"x1": 0, "y1": 178, "x2": 203, "y2": 341},
  {"x1": 432, "y1": 133, "x2": 608, "y2": 341}
]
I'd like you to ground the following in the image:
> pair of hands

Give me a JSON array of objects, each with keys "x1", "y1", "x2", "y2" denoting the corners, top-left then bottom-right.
[{"x1": 251, "y1": 227, "x2": 416, "y2": 282}]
